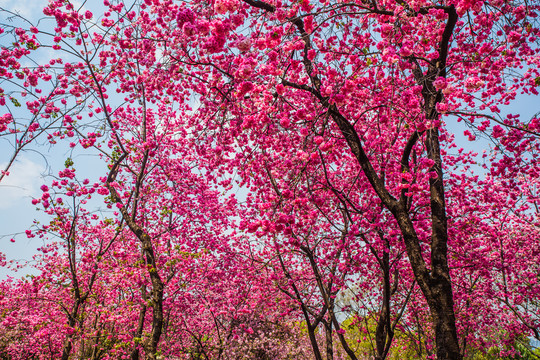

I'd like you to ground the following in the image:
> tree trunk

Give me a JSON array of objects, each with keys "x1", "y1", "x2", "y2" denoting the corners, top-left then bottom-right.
[
  {"x1": 375, "y1": 249, "x2": 392, "y2": 360},
  {"x1": 323, "y1": 320, "x2": 334, "y2": 360},
  {"x1": 107, "y1": 156, "x2": 164, "y2": 360},
  {"x1": 130, "y1": 287, "x2": 148, "y2": 360}
]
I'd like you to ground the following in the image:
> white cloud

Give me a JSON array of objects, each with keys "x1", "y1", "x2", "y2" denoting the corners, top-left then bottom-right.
[
  {"x1": 0, "y1": 157, "x2": 44, "y2": 208},
  {"x1": 0, "y1": 0, "x2": 48, "y2": 19}
]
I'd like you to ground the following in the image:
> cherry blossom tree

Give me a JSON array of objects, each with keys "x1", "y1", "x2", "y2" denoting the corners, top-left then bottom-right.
[
  {"x1": 1, "y1": 2, "x2": 306, "y2": 359},
  {"x1": 161, "y1": 0, "x2": 538, "y2": 358},
  {"x1": 1, "y1": 0, "x2": 539, "y2": 359}
]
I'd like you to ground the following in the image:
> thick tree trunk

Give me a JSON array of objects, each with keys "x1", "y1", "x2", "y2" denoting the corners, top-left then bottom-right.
[
  {"x1": 61, "y1": 302, "x2": 80, "y2": 360},
  {"x1": 130, "y1": 287, "x2": 148, "y2": 360},
  {"x1": 140, "y1": 234, "x2": 164, "y2": 360},
  {"x1": 424, "y1": 126, "x2": 461, "y2": 360},
  {"x1": 391, "y1": 205, "x2": 461, "y2": 360},
  {"x1": 374, "y1": 249, "x2": 393, "y2": 360},
  {"x1": 427, "y1": 280, "x2": 462, "y2": 360},
  {"x1": 323, "y1": 320, "x2": 334, "y2": 360},
  {"x1": 307, "y1": 325, "x2": 324, "y2": 360}
]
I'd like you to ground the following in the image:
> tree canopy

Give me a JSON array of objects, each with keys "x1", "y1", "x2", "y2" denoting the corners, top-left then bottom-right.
[{"x1": 0, "y1": 0, "x2": 539, "y2": 359}]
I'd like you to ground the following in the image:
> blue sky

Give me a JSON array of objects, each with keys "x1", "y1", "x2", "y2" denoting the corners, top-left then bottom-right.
[
  {"x1": 0, "y1": 0, "x2": 50, "y2": 277},
  {"x1": 0, "y1": 0, "x2": 107, "y2": 277}
]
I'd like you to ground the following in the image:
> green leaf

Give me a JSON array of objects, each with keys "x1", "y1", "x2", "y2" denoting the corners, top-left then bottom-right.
[
  {"x1": 10, "y1": 97, "x2": 21, "y2": 107},
  {"x1": 64, "y1": 157, "x2": 74, "y2": 168}
]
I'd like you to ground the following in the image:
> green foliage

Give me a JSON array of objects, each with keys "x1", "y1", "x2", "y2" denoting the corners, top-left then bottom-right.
[
  {"x1": 9, "y1": 97, "x2": 20, "y2": 107},
  {"x1": 338, "y1": 316, "x2": 420, "y2": 360},
  {"x1": 64, "y1": 157, "x2": 74, "y2": 168},
  {"x1": 468, "y1": 339, "x2": 540, "y2": 360}
]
